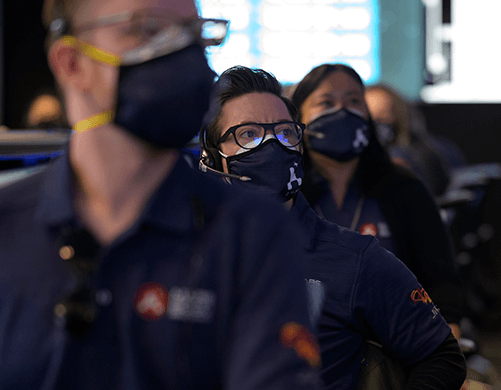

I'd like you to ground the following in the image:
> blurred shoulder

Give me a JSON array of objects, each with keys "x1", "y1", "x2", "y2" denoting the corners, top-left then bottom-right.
[{"x1": 0, "y1": 165, "x2": 47, "y2": 213}]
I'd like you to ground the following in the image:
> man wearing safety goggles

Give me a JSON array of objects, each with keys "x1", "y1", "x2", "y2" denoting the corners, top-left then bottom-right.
[{"x1": 0, "y1": 1, "x2": 322, "y2": 389}]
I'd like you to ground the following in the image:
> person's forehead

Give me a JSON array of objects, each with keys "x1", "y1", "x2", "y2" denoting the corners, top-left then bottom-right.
[
  {"x1": 220, "y1": 93, "x2": 291, "y2": 133},
  {"x1": 73, "y1": 0, "x2": 198, "y2": 25},
  {"x1": 366, "y1": 90, "x2": 394, "y2": 111},
  {"x1": 314, "y1": 72, "x2": 363, "y2": 97}
]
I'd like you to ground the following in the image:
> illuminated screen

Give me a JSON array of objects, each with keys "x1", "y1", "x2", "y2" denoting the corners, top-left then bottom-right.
[
  {"x1": 421, "y1": 0, "x2": 501, "y2": 102},
  {"x1": 198, "y1": 0, "x2": 380, "y2": 84}
]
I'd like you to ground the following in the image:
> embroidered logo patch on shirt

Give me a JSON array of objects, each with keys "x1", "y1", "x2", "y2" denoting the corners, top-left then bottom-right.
[
  {"x1": 411, "y1": 287, "x2": 432, "y2": 304},
  {"x1": 377, "y1": 222, "x2": 392, "y2": 238},
  {"x1": 411, "y1": 287, "x2": 440, "y2": 318},
  {"x1": 134, "y1": 283, "x2": 217, "y2": 323},
  {"x1": 359, "y1": 223, "x2": 378, "y2": 237},
  {"x1": 305, "y1": 279, "x2": 324, "y2": 325},
  {"x1": 280, "y1": 322, "x2": 321, "y2": 368},
  {"x1": 134, "y1": 282, "x2": 169, "y2": 321}
]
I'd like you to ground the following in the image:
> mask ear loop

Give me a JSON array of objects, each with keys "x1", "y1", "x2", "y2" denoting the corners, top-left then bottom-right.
[
  {"x1": 60, "y1": 36, "x2": 121, "y2": 66},
  {"x1": 58, "y1": 36, "x2": 120, "y2": 132}
]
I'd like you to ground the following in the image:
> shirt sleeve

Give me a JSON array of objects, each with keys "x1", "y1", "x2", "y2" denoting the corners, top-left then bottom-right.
[
  {"x1": 402, "y1": 332, "x2": 467, "y2": 390},
  {"x1": 389, "y1": 174, "x2": 463, "y2": 324},
  {"x1": 221, "y1": 204, "x2": 323, "y2": 390},
  {"x1": 352, "y1": 238, "x2": 452, "y2": 365}
]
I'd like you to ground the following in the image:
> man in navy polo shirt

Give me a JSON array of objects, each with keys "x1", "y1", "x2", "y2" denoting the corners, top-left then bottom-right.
[
  {"x1": 0, "y1": 1, "x2": 321, "y2": 389},
  {"x1": 199, "y1": 66, "x2": 467, "y2": 389}
]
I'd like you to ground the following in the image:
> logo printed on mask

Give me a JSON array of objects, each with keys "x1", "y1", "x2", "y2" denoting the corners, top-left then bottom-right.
[
  {"x1": 287, "y1": 162, "x2": 303, "y2": 191},
  {"x1": 307, "y1": 108, "x2": 371, "y2": 162},
  {"x1": 353, "y1": 128, "x2": 370, "y2": 149},
  {"x1": 360, "y1": 223, "x2": 378, "y2": 237},
  {"x1": 225, "y1": 139, "x2": 304, "y2": 202}
]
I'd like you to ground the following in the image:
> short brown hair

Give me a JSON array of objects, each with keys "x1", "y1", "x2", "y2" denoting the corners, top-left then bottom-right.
[
  {"x1": 205, "y1": 66, "x2": 298, "y2": 150},
  {"x1": 43, "y1": 0, "x2": 72, "y2": 28},
  {"x1": 42, "y1": 0, "x2": 83, "y2": 50}
]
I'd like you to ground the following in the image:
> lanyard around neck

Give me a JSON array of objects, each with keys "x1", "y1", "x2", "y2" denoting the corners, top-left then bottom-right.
[{"x1": 350, "y1": 195, "x2": 365, "y2": 231}]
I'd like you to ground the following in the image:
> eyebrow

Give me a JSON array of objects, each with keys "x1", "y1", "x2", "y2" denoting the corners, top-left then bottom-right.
[
  {"x1": 344, "y1": 90, "x2": 363, "y2": 97},
  {"x1": 234, "y1": 119, "x2": 293, "y2": 126},
  {"x1": 314, "y1": 90, "x2": 362, "y2": 99}
]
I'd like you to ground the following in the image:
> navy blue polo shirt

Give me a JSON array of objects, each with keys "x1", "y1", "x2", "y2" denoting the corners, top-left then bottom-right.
[
  {"x1": 312, "y1": 180, "x2": 395, "y2": 253},
  {"x1": 291, "y1": 193, "x2": 451, "y2": 390},
  {"x1": 0, "y1": 153, "x2": 321, "y2": 390}
]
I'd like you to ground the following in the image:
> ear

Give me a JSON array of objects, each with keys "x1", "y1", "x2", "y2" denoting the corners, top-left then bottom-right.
[{"x1": 48, "y1": 40, "x2": 90, "y2": 92}]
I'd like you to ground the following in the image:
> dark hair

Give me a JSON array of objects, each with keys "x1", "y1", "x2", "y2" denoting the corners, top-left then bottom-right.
[
  {"x1": 292, "y1": 63, "x2": 393, "y2": 196},
  {"x1": 292, "y1": 64, "x2": 364, "y2": 122},
  {"x1": 204, "y1": 66, "x2": 298, "y2": 150}
]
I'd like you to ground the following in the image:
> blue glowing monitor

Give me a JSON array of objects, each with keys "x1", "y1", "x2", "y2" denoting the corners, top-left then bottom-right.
[{"x1": 198, "y1": 0, "x2": 380, "y2": 85}]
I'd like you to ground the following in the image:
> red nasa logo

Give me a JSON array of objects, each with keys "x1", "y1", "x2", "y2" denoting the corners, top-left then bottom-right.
[
  {"x1": 134, "y1": 282, "x2": 169, "y2": 321},
  {"x1": 360, "y1": 223, "x2": 378, "y2": 237}
]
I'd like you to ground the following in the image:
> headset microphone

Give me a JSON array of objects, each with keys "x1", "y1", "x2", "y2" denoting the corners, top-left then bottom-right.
[
  {"x1": 198, "y1": 160, "x2": 251, "y2": 181},
  {"x1": 305, "y1": 129, "x2": 325, "y2": 139}
]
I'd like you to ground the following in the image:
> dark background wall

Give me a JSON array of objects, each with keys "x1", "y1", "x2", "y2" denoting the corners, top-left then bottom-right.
[
  {"x1": 1, "y1": 0, "x2": 500, "y2": 164},
  {"x1": 3, "y1": 0, "x2": 55, "y2": 129},
  {"x1": 420, "y1": 104, "x2": 501, "y2": 165}
]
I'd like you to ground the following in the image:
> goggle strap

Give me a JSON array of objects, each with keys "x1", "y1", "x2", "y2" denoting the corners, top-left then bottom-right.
[
  {"x1": 73, "y1": 111, "x2": 114, "y2": 132},
  {"x1": 61, "y1": 36, "x2": 121, "y2": 67}
]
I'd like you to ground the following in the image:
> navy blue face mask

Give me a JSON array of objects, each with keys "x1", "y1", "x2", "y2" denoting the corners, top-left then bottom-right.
[
  {"x1": 115, "y1": 44, "x2": 216, "y2": 148},
  {"x1": 306, "y1": 108, "x2": 371, "y2": 162},
  {"x1": 224, "y1": 139, "x2": 304, "y2": 202}
]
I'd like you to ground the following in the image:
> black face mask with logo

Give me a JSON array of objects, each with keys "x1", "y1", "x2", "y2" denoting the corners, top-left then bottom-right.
[
  {"x1": 224, "y1": 139, "x2": 304, "y2": 203},
  {"x1": 306, "y1": 108, "x2": 371, "y2": 162}
]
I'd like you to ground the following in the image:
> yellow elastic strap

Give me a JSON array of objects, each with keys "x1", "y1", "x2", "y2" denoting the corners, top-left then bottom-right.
[
  {"x1": 73, "y1": 111, "x2": 114, "y2": 132},
  {"x1": 61, "y1": 35, "x2": 121, "y2": 67}
]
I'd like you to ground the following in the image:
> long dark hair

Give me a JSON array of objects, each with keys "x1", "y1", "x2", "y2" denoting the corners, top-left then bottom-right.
[{"x1": 291, "y1": 64, "x2": 393, "y2": 196}]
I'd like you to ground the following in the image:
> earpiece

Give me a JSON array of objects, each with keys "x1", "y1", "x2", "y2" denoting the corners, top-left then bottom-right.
[
  {"x1": 198, "y1": 127, "x2": 251, "y2": 182},
  {"x1": 199, "y1": 127, "x2": 223, "y2": 171}
]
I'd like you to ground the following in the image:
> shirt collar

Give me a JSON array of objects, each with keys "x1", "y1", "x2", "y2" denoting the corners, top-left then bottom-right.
[
  {"x1": 36, "y1": 151, "x2": 198, "y2": 235},
  {"x1": 36, "y1": 151, "x2": 77, "y2": 228},
  {"x1": 141, "y1": 154, "x2": 198, "y2": 234},
  {"x1": 290, "y1": 192, "x2": 318, "y2": 251}
]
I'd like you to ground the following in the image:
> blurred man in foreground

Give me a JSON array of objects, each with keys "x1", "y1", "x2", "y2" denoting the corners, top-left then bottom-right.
[{"x1": 0, "y1": 1, "x2": 321, "y2": 389}]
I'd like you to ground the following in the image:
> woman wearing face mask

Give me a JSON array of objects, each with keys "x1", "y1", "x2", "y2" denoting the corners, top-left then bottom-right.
[
  {"x1": 200, "y1": 66, "x2": 466, "y2": 390},
  {"x1": 365, "y1": 83, "x2": 454, "y2": 197},
  {"x1": 291, "y1": 64, "x2": 463, "y2": 340}
]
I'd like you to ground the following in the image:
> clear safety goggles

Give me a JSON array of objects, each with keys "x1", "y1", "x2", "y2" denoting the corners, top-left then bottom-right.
[{"x1": 53, "y1": 8, "x2": 229, "y2": 66}]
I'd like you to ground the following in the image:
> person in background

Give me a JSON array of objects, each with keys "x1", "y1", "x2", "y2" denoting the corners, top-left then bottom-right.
[
  {"x1": 25, "y1": 93, "x2": 66, "y2": 129},
  {"x1": 0, "y1": 0, "x2": 322, "y2": 389},
  {"x1": 365, "y1": 83, "x2": 465, "y2": 197},
  {"x1": 200, "y1": 65, "x2": 466, "y2": 390},
  {"x1": 291, "y1": 64, "x2": 463, "y2": 340}
]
